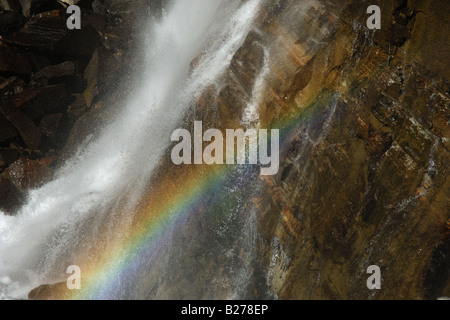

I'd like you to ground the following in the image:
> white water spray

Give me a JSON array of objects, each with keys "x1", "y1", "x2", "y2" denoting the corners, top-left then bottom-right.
[{"x1": 0, "y1": 0, "x2": 262, "y2": 299}]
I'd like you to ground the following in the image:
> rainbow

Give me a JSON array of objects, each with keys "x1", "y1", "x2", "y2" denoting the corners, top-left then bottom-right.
[
  {"x1": 62, "y1": 90, "x2": 339, "y2": 300},
  {"x1": 71, "y1": 163, "x2": 228, "y2": 299}
]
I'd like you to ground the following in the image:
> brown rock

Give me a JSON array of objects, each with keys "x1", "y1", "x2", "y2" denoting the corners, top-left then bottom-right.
[
  {"x1": 388, "y1": 23, "x2": 411, "y2": 47},
  {"x1": 31, "y1": 61, "x2": 76, "y2": 85},
  {"x1": 92, "y1": 0, "x2": 106, "y2": 15},
  {"x1": 38, "y1": 156, "x2": 56, "y2": 168},
  {"x1": 18, "y1": 0, "x2": 450, "y2": 301},
  {"x1": 3, "y1": 9, "x2": 66, "y2": 49},
  {"x1": 229, "y1": 30, "x2": 265, "y2": 93},
  {"x1": 28, "y1": 281, "x2": 73, "y2": 300},
  {"x1": 2, "y1": 10, "x2": 100, "y2": 56},
  {"x1": 0, "y1": 45, "x2": 35, "y2": 75},
  {"x1": 0, "y1": 114, "x2": 18, "y2": 143},
  {"x1": 0, "y1": 104, "x2": 41, "y2": 150},
  {"x1": 0, "y1": 177, "x2": 24, "y2": 214},
  {"x1": 39, "y1": 113, "x2": 62, "y2": 137},
  {"x1": 217, "y1": 84, "x2": 247, "y2": 122},
  {"x1": 19, "y1": 0, "x2": 61, "y2": 17},
  {"x1": 0, "y1": 0, "x2": 22, "y2": 12},
  {"x1": 0, "y1": 148, "x2": 19, "y2": 167},
  {"x1": 0, "y1": 10, "x2": 25, "y2": 33},
  {"x1": 54, "y1": 24, "x2": 101, "y2": 56},
  {"x1": 11, "y1": 84, "x2": 69, "y2": 121},
  {"x1": 3, "y1": 157, "x2": 52, "y2": 191},
  {"x1": 0, "y1": 76, "x2": 26, "y2": 96},
  {"x1": 82, "y1": 13, "x2": 105, "y2": 33},
  {"x1": 63, "y1": 101, "x2": 108, "y2": 157},
  {"x1": 66, "y1": 94, "x2": 87, "y2": 120},
  {"x1": 83, "y1": 47, "x2": 118, "y2": 106}
]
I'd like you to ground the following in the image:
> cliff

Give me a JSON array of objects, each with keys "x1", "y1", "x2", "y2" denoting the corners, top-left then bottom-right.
[{"x1": 0, "y1": 0, "x2": 448, "y2": 300}]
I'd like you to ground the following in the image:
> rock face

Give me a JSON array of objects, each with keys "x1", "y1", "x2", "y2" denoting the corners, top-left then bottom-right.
[
  {"x1": 143, "y1": 0, "x2": 449, "y2": 300},
  {"x1": 4, "y1": 0, "x2": 447, "y2": 300},
  {"x1": 0, "y1": 0, "x2": 147, "y2": 215},
  {"x1": 250, "y1": 0, "x2": 449, "y2": 300}
]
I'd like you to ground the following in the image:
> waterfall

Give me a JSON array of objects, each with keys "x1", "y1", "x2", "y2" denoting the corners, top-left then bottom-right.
[{"x1": 0, "y1": 0, "x2": 263, "y2": 299}]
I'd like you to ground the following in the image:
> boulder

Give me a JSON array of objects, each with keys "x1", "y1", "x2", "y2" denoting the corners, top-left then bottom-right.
[
  {"x1": 62, "y1": 101, "x2": 108, "y2": 157},
  {"x1": 0, "y1": 0, "x2": 22, "y2": 12},
  {"x1": 229, "y1": 30, "x2": 265, "y2": 94},
  {"x1": 0, "y1": 76, "x2": 26, "y2": 96},
  {"x1": 18, "y1": 0, "x2": 62, "y2": 17},
  {"x1": 83, "y1": 47, "x2": 117, "y2": 106},
  {"x1": 12, "y1": 84, "x2": 69, "y2": 121},
  {"x1": 3, "y1": 157, "x2": 52, "y2": 191},
  {"x1": 0, "y1": 148, "x2": 19, "y2": 167},
  {"x1": 0, "y1": 104, "x2": 41, "y2": 150},
  {"x1": 28, "y1": 281, "x2": 72, "y2": 300},
  {"x1": 1, "y1": 10, "x2": 100, "y2": 56},
  {"x1": 30, "y1": 61, "x2": 76, "y2": 85},
  {"x1": 0, "y1": 45, "x2": 36, "y2": 75},
  {"x1": 39, "y1": 113, "x2": 62, "y2": 138},
  {"x1": 0, "y1": 114, "x2": 18, "y2": 143},
  {"x1": 0, "y1": 177, "x2": 24, "y2": 214},
  {"x1": 54, "y1": 24, "x2": 101, "y2": 56},
  {"x1": 66, "y1": 93, "x2": 87, "y2": 120},
  {"x1": 0, "y1": 10, "x2": 26, "y2": 33}
]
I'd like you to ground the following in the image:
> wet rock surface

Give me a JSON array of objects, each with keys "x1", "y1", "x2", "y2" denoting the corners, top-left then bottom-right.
[
  {"x1": 249, "y1": 0, "x2": 450, "y2": 300},
  {"x1": 0, "y1": 0, "x2": 153, "y2": 216},
  {"x1": 141, "y1": 0, "x2": 449, "y2": 300},
  {"x1": 2, "y1": 0, "x2": 447, "y2": 300}
]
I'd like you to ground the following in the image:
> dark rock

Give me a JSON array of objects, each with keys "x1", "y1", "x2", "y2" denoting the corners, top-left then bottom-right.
[
  {"x1": 21, "y1": 0, "x2": 450, "y2": 301},
  {"x1": 0, "y1": 76, "x2": 26, "y2": 96},
  {"x1": 31, "y1": 61, "x2": 76, "y2": 85},
  {"x1": 0, "y1": 148, "x2": 19, "y2": 167},
  {"x1": 19, "y1": 0, "x2": 62, "y2": 17},
  {"x1": 0, "y1": 114, "x2": 17, "y2": 143},
  {"x1": 12, "y1": 84, "x2": 69, "y2": 121},
  {"x1": 0, "y1": 10, "x2": 26, "y2": 34},
  {"x1": 1, "y1": 10, "x2": 100, "y2": 56},
  {"x1": 0, "y1": 0, "x2": 22, "y2": 12},
  {"x1": 229, "y1": 30, "x2": 265, "y2": 94},
  {"x1": 82, "y1": 12, "x2": 105, "y2": 34},
  {"x1": 1, "y1": 10, "x2": 65, "y2": 49},
  {"x1": 217, "y1": 84, "x2": 247, "y2": 121},
  {"x1": 388, "y1": 23, "x2": 410, "y2": 47},
  {"x1": 63, "y1": 101, "x2": 109, "y2": 157},
  {"x1": 66, "y1": 93, "x2": 87, "y2": 120},
  {"x1": 83, "y1": 47, "x2": 118, "y2": 106},
  {"x1": 39, "y1": 113, "x2": 62, "y2": 137},
  {"x1": 38, "y1": 156, "x2": 56, "y2": 168},
  {"x1": 92, "y1": 0, "x2": 106, "y2": 15},
  {"x1": 54, "y1": 24, "x2": 101, "y2": 56},
  {"x1": 0, "y1": 104, "x2": 41, "y2": 150},
  {"x1": 28, "y1": 281, "x2": 73, "y2": 300},
  {"x1": 0, "y1": 177, "x2": 24, "y2": 214},
  {"x1": 0, "y1": 45, "x2": 36, "y2": 75},
  {"x1": 76, "y1": 0, "x2": 93, "y2": 9},
  {"x1": 423, "y1": 232, "x2": 450, "y2": 299},
  {"x1": 3, "y1": 156, "x2": 52, "y2": 191}
]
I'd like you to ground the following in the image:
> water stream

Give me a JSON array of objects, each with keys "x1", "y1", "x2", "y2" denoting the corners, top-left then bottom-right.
[{"x1": 0, "y1": 0, "x2": 265, "y2": 299}]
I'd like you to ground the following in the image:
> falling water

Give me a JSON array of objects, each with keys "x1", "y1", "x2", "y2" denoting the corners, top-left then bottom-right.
[{"x1": 0, "y1": 0, "x2": 264, "y2": 299}]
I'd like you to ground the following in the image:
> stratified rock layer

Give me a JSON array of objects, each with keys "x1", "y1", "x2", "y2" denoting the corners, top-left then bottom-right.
[
  {"x1": 13, "y1": 0, "x2": 449, "y2": 300},
  {"x1": 251, "y1": 0, "x2": 449, "y2": 300},
  {"x1": 158, "y1": 0, "x2": 450, "y2": 300}
]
